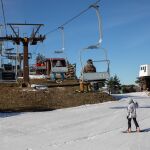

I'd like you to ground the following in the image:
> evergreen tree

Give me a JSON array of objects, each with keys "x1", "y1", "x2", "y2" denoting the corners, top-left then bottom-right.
[
  {"x1": 106, "y1": 75, "x2": 121, "y2": 94},
  {"x1": 135, "y1": 77, "x2": 140, "y2": 85}
]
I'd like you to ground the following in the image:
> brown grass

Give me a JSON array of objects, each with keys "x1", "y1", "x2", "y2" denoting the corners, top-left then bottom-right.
[{"x1": 0, "y1": 83, "x2": 116, "y2": 112}]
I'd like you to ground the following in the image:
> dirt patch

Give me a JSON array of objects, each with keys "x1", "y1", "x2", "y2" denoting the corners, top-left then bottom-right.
[{"x1": 0, "y1": 84, "x2": 116, "y2": 112}]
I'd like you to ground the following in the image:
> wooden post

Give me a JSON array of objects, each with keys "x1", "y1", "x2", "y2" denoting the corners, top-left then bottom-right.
[{"x1": 23, "y1": 37, "x2": 29, "y2": 85}]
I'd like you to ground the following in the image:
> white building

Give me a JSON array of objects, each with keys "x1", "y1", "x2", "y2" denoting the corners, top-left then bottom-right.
[
  {"x1": 139, "y1": 64, "x2": 150, "y2": 77},
  {"x1": 139, "y1": 64, "x2": 150, "y2": 91}
]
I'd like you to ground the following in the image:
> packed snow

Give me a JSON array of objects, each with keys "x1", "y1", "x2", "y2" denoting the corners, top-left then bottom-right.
[{"x1": 1, "y1": 92, "x2": 150, "y2": 150}]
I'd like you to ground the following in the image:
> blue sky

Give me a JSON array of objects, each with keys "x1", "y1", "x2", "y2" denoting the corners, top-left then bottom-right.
[{"x1": 0, "y1": 0, "x2": 150, "y2": 84}]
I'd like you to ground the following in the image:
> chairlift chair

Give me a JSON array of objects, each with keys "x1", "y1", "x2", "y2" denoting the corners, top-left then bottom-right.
[
  {"x1": 80, "y1": 47, "x2": 110, "y2": 82},
  {"x1": 50, "y1": 56, "x2": 68, "y2": 73},
  {"x1": 50, "y1": 27, "x2": 68, "y2": 79},
  {"x1": 80, "y1": 4, "x2": 110, "y2": 82}
]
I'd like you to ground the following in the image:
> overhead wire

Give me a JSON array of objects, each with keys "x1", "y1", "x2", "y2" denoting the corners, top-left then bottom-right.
[
  {"x1": 0, "y1": 0, "x2": 8, "y2": 36},
  {"x1": 33, "y1": 0, "x2": 101, "y2": 59},
  {"x1": 45, "y1": 0, "x2": 100, "y2": 36}
]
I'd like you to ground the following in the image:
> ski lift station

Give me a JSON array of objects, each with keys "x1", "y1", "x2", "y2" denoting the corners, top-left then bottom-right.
[{"x1": 139, "y1": 64, "x2": 150, "y2": 91}]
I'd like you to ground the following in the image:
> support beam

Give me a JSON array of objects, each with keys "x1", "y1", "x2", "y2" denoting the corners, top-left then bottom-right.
[{"x1": 23, "y1": 37, "x2": 29, "y2": 84}]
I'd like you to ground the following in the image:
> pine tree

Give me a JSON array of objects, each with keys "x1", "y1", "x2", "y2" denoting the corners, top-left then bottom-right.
[
  {"x1": 135, "y1": 77, "x2": 140, "y2": 85},
  {"x1": 106, "y1": 75, "x2": 121, "y2": 94}
]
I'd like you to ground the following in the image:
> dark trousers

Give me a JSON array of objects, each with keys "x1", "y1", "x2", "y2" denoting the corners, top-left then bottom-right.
[{"x1": 128, "y1": 118, "x2": 139, "y2": 129}]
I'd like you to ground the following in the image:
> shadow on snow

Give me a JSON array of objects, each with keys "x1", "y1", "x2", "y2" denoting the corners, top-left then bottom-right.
[
  {"x1": 0, "y1": 112, "x2": 22, "y2": 118},
  {"x1": 110, "y1": 106, "x2": 150, "y2": 109}
]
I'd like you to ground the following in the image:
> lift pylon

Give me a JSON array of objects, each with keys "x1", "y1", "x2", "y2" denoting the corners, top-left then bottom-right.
[{"x1": 0, "y1": 23, "x2": 45, "y2": 86}]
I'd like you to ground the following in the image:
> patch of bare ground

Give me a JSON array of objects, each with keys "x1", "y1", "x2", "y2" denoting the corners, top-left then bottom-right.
[{"x1": 0, "y1": 81, "x2": 116, "y2": 112}]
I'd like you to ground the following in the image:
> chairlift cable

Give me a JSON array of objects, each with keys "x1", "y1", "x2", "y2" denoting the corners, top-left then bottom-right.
[
  {"x1": 45, "y1": 0, "x2": 101, "y2": 36},
  {"x1": 60, "y1": 7, "x2": 90, "y2": 28},
  {"x1": 45, "y1": 7, "x2": 90, "y2": 36},
  {"x1": 0, "y1": 0, "x2": 8, "y2": 36}
]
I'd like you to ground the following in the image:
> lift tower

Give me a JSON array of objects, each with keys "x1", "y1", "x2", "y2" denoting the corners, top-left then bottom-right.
[{"x1": 0, "y1": 23, "x2": 45, "y2": 86}]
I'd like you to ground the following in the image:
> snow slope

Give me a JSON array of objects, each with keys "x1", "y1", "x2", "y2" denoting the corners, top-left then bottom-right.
[{"x1": 1, "y1": 92, "x2": 150, "y2": 150}]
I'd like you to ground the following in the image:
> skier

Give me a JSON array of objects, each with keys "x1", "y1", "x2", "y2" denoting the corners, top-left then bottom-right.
[{"x1": 127, "y1": 98, "x2": 140, "y2": 133}]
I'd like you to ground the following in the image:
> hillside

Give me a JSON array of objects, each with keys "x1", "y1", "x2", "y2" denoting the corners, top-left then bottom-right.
[
  {"x1": 1, "y1": 92, "x2": 150, "y2": 150},
  {"x1": 0, "y1": 84, "x2": 115, "y2": 111}
]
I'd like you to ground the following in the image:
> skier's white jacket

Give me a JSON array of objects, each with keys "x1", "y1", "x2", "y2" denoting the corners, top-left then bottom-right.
[{"x1": 127, "y1": 100, "x2": 137, "y2": 118}]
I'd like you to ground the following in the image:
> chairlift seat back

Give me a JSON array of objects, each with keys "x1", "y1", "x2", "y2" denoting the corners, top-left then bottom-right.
[
  {"x1": 81, "y1": 72, "x2": 109, "y2": 81},
  {"x1": 51, "y1": 67, "x2": 68, "y2": 73}
]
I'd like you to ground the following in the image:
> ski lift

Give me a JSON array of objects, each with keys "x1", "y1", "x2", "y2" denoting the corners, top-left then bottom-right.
[
  {"x1": 80, "y1": 47, "x2": 110, "y2": 81},
  {"x1": 50, "y1": 27, "x2": 68, "y2": 76},
  {"x1": 80, "y1": 4, "x2": 110, "y2": 82}
]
